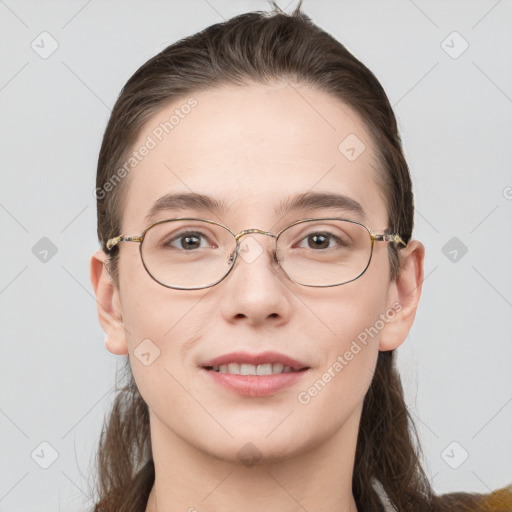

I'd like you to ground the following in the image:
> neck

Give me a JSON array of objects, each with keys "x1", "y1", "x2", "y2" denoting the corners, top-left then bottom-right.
[{"x1": 144, "y1": 409, "x2": 361, "y2": 512}]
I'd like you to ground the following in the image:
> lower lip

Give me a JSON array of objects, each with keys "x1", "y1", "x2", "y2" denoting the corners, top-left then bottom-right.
[{"x1": 201, "y1": 368, "x2": 309, "y2": 397}]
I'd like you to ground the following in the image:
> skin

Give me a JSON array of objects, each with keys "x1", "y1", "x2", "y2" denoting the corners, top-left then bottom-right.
[{"x1": 91, "y1": 82, "x2": 425, "y2": 512}]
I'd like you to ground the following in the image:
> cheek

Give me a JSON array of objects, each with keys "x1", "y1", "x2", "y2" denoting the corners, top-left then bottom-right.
[
  {"x1": 118, "y1": 256, "x2": 212, "y2": 408},
  {"x1": 295, "y1": 278, "x2": 388, "y2": 424},
  {"x1": 122, "y1": 297, "x2": 211, "y2": 425},
  {"x1": 118, "y1": 246, "x2": 210, "y2": 340},
  {"x1": 313, "y1": 257, "x2": 390, "y2": 351}
]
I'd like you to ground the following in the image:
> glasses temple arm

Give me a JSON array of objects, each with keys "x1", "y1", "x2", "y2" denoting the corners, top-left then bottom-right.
[
  {"x1": 106, "y1": 235, "x2": 143, "y2": 251},
  {"x1": 374, "y1": 233, "x2": 407, "y2": 247}
]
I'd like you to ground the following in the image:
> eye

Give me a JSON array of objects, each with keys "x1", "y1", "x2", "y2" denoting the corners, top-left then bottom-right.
[
  {"x1": 295, "y1": 230, "x2": 350, "y2": 251},
  {"x1": 164, "y1": 230, "x2": 216, "y2": 251}
]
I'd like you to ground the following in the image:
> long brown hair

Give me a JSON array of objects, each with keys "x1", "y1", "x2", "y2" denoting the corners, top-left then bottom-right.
[{"x1": 91, "y1": 3, "x2": 489, "y2": 511}]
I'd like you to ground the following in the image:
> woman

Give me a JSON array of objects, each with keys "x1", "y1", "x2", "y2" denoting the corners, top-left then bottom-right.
[{"x1": 89, "y1": 2, "x2": 511, "y2": 511}]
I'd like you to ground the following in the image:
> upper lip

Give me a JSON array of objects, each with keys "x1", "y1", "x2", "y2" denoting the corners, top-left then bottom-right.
[{"x1": 200, "y1": 351, "x2": 309, "y2": 371}]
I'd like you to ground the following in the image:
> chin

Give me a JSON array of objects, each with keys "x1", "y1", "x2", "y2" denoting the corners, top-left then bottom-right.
[{"x1": 201, "y1": 428, "x2": 310, "y2": 463}]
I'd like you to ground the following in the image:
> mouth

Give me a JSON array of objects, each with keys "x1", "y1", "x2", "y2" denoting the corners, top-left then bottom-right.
[
  {"x1": 199, "y1": 351, "x2": 310, "y2": 396},
  {"x1": 203, "y1": 362, "x2": 308, "y2": 375},
  {"x1": 200, "y1": 350, "x2": 310, "y2": 374}
]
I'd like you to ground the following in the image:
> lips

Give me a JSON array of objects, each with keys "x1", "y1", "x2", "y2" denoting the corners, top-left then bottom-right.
[
  {"x1": 199, "y1": 351, "x2": 310, "y2": 396},
  {"x1": 200, "y1": 351, "x2": 309, "y2": 372}
]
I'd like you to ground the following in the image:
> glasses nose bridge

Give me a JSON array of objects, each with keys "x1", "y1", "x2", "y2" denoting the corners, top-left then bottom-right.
[
  {"x1": 232, "y1": 228, "x2": 279, "y2": 263},
  {"x1": 234, "y1": 227, "x2": 277, "y2": 242}
]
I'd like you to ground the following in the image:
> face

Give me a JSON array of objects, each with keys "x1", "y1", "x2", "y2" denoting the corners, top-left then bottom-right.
[{"x1": 101, "y1": 82, "x2": 410, "y2": 464}]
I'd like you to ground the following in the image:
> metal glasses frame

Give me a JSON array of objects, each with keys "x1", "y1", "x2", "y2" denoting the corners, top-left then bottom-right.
[{"x1": 106, "y1": 217, "x2": 407, "y2": 290}]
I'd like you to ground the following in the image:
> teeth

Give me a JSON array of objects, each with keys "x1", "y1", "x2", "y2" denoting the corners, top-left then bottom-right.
[
  {"x1": 213, "y1": 363, "x2": 296, "y2": 375},
  {"x1": 271, "y1": 363, "x2": 284, "y2": 374},
  {"x1": 256, "y1": 363, "x2": 273, "y2": 375},
  {"x1": 240, "y1": 363, "x2": 254, "y2": 375},
  {"x1": 227, "y1": 363, "x2": 239, "y2": 374}
]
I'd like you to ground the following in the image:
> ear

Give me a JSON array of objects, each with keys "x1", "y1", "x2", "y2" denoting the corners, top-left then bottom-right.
[
  {"x1": 90, "y1": 250, "x2": 128, "y2": 355},
  {"x1": 379, "y1": 240, "x2": 425, "y2": 351}
]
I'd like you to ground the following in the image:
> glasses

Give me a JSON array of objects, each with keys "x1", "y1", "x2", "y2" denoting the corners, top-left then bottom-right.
[{"x1": 106, "y1": 217, "x2": 406, "y2": 290}]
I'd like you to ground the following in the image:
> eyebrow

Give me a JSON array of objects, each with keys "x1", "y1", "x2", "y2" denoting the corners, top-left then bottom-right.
[
  {"x1": 144, "y1": 191, "x2": 366, "y2": 225},
  {"x1": 145, "y1": 192, "x2": 227, "y2": 225},
  {"x1": 277, "y1": 191, "x2": 365, "y2": 220}
]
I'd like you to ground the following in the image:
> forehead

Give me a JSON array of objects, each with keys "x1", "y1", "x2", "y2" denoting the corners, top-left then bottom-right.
[{"x1": 121, "y1": 82, "x2": 388, "y2": 232}]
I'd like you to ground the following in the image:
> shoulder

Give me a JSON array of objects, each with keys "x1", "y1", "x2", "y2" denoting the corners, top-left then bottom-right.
[
  {"x1": 479, "y1": 482, "x2": 512, "y2": 512},
  {"x1": 373, "y1": 478, "x2": 512, "y2": 512}
]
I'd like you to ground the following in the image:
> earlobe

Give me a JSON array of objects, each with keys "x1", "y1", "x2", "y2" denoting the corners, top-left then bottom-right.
[
  {"x1": 379, "y1": 240, "x2": 425, "y2": 351},
  {"x1": 90, "y1": 250, "x2": 129, "y2": 355}
]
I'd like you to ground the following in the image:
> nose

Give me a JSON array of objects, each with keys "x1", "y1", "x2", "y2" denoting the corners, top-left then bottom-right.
[{"x1": 220, "y1": 230, "x2": 293, "y2": 327}]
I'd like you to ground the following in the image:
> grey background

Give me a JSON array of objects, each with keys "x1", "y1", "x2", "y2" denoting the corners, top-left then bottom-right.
[{"x1": 1, "y1": 0, "x2": 511, "y2": 510}]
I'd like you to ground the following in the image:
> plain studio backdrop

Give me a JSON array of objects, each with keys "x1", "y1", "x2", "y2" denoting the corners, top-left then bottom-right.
[{"x1": 0, "y1": 1, "x2": 511, "y2": 510}]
